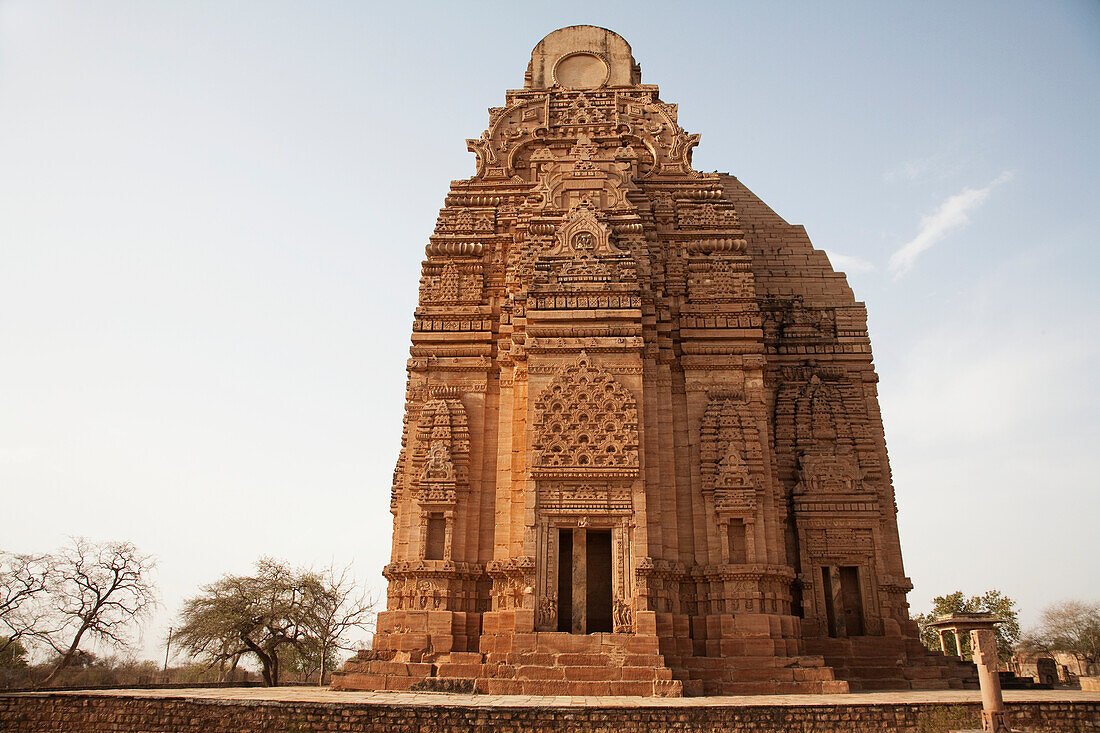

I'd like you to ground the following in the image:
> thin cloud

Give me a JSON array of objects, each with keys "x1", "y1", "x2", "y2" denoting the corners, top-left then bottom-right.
[
  {"x1": 883, "y1": 149, "x2": 968, "y2": 183},
  {"x1": 884, "y1": 157, "x2": 937, "y2": 183},
  {"x1": 888, "y1": 171, "x2": 1013, "y2": 278},
  {"x1": 824, "y1": 250, "x2": 875, "y2": 274}
]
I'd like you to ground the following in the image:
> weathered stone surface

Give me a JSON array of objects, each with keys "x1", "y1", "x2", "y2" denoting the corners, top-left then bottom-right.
[
  {"x1": 3, "y1": 689, "x2": 1100, "y2": 733},
  {"x1": 333, "y1": 25, "x2": 974, "y2": 696}
]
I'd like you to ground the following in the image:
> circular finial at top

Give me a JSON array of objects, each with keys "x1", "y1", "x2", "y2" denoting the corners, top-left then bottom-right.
[
  {"x1": 527, "y1": 26, "x2": 639, "y2": 90},
  {"x1": 554, "y1": 52, "x2": 610, "y2": 90}
]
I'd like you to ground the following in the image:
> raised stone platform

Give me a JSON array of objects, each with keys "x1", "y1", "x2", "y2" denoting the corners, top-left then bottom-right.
[
  {"x1": 336, "y1": 627, "x2": 854, "y2": 696},
  {"x1": 2, "y1": 687, "x2": 1098, "y2": 732}
]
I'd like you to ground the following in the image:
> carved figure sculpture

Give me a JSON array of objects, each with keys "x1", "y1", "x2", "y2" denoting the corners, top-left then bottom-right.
[{"x1": 333, "y1": 25, "x2": 977, "y2": 697}]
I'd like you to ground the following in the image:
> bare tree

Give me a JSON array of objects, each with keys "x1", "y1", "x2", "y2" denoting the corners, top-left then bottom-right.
[
  {"x1": 0, "y1": 551, "x2": 56, "y2": 659},
  {"x1": 1031, "y1": 600, "x2": 1100, "y2": 667},
  {"x1": 38, "y1": 538, "x2": 157, "y2": 687},
  {"x1": 308, "y1": 564, "x2": 375, "y2": 686},
  {"x1": 176, "y1": 559, "x2": 376, "y2": 686},
  {"x1": 213, "y1": 636, "x2": 246, "y2": 683},
  {"x1": 175, "y1": 558, "x2": 320, "y2": 686}
]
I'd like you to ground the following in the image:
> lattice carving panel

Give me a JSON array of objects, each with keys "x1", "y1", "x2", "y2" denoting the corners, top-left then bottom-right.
[{"x1": 532, "y1": 355, "x2": 639, "y2": 476}]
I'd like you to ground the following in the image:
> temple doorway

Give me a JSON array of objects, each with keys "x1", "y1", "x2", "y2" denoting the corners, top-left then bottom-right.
[
  {"x1": 556, "y1": 528, "x2": 613, "y2": 633},
  {"x1": 821, "y1": 565, "x2": 866, "y2": 637},
  {"x1": 839, "y1": 566, "x2": 865, "y2": 636}
]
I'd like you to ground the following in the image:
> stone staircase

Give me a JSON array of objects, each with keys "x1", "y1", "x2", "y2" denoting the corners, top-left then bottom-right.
[
  {"x1": 805, "y1": 636, "x2": 979, "y2": 691},
  {"x1": 663, "y1": 652, "x2": 849, "y2": 696},
  {"x1": 332, "y1": 631, "x2": 683, "y2": 696},
  {"x1": 648, "y1": 612, "x2": 850, "y2": 695}
]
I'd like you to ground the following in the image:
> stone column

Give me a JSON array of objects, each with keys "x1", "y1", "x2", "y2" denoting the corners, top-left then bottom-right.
[
  {"x1": 954, "y1": 629, "x2": 965, "y2": 658},
  {"x1": 572, "y1": 529, "x2": 587, "y2": 634},
  {"x1": 444, "y1": 510, "x2": 455, "y2": 561},
  {"x1": 829, "y1": 566, "x2": 846, "y2": 637},
  {"x1": 971, "y1": 628, "x2": 1009, "y2": 732}
]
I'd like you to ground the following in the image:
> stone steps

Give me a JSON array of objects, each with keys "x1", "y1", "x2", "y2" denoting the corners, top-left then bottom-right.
[
  {"x1": 667, "y1": 654, "x2": 829, "y2": 670},
  {"x1": 334, "y1": 634, "x2": 980, "y2": 697},
  {"x1": 662, "y1": 651, "x2": 850, "y2": 696},
  {"x1": 850, "y1": 678, "x2": 912, "y2": 691},
  {"x1": 803, "y1": 635, "x2": 981, "y2": 692},
  {"x1": 334, "y1": 640, "x2": 685, "y2": 696},
  {"x1": 908, "y1": 679, "x2": 953, "y2": 691},
  {"x1": 708, "y1": 680, "x2": 850, "y2": 695}
]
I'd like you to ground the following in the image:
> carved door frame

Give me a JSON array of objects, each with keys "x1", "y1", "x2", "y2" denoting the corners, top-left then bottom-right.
[{"x1": 534, "y1": 509, "x2": 634, "y2": 633}]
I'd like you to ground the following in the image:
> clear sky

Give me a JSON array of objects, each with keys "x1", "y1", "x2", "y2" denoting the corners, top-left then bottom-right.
[{"x1": 1, "y1": 1, "x2": 1097, "y2": 664}]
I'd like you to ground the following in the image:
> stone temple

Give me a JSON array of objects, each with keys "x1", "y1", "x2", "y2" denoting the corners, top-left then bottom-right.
[{"x1": 334, "y1": 26, "x2": 975, "y2": 696}]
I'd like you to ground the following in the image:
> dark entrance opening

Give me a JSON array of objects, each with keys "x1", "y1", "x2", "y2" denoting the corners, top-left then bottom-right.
[
  {"x1": 586, "y1": 530, "x2": 612, "y2": 633},
  {"x1": 425, "y1": 514, "x2": 445, "y2": 560},
  {"x1": 839, "y1": 565, "x2": 865, "y2": 636},
  {"x1": 727, "y1": 520, "x2": 746, "y2": 563},
  {"x1": 555, "y1": 527, "x2": 613, "y2": 634},
  {"x1": 822, "y1": 565, "x2": 866, "y2": 637},
  {"x1": 557, "y1": 529, "x2": 573, "y2": 632}
]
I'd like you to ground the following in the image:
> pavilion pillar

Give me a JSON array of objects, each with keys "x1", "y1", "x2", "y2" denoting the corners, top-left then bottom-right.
[
  {"x1": 972, "y1": 628, "x2": 1009, "y2": 732},
  {"x1": 927, "y1": 613, "x2": 1012, "y2": 730}
]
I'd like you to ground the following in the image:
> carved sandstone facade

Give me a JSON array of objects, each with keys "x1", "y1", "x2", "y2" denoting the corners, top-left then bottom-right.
[{"x1": 334, "y1": 26, "x2": 976, "y2": 696}]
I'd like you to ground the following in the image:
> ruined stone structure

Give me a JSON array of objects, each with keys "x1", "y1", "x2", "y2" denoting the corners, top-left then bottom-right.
[
  {"x1": 1015, "y1": 650, "x2": 1099, "y2": 686},
  {"x1": 334, "y1": 26, "x2": 976, "y2": 696}
]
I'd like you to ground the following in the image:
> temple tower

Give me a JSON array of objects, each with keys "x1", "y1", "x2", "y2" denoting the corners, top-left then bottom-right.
[{"x1": 334, "y1": 26, "x2": 976, "y2": 696}]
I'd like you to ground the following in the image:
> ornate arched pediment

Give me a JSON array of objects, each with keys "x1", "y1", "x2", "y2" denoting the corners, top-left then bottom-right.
[
  {"x1": 547, "y1": 196, "x2": 619, "y2": 257},
  {"x1": 715, "y1": 445, "x2": 752, "y2": 490},
  {"x1": 412, "y1": 394, "x2": 470, "y2": 504},
  {"x1": 699, "y1": 396, "x2": 764, "y2": 490},
  {"x1": 714, "y1": 444, "x2": 758, "y2": 516},
  {"x1": 532, "y1": 354, "x2": 639, "y2": 477},
  {"x1": 803, "y1": 375, "x2": 845, "y2": 443}
]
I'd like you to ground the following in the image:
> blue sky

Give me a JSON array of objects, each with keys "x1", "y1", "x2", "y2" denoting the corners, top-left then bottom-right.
[{"x1": 1, "y1": 1, "x2": 1097, "y2": 662}]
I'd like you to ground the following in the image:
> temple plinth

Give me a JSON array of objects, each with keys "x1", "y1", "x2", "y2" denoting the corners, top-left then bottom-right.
[{"x1": 333, "y1": 25, "x2": 977, "y2": 696}]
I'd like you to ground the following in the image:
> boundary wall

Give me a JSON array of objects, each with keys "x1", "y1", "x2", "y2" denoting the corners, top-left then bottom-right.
[{"x1": 2, "y1": 691, "x2": 1099, "y2": 732}]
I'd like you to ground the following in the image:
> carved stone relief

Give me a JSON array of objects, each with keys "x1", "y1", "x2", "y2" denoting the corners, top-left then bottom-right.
[{"x1": 532, "y1": 354, "x2": 639, "y2": 476}]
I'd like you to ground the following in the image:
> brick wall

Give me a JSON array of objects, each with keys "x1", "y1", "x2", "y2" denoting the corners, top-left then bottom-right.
[{"x1": 1, "y1": 694, "x2": 1098, "y2": 732}]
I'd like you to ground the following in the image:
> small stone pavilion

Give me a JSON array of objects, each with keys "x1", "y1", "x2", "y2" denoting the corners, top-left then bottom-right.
[{"x1": 334, "y1": 26, "x2": 976, "y2": 696}]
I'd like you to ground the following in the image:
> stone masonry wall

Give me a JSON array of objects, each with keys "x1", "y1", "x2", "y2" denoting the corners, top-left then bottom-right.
[{"x1": 2, "y1": 694, "x2": 1099, "y2": 732}]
